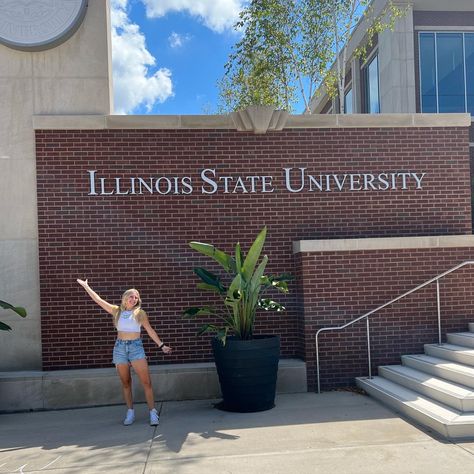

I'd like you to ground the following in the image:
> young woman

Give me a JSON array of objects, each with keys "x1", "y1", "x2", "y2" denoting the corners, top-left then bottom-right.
[{"x1": 77, "y1": 279, "x2": 172, "y2": 426}]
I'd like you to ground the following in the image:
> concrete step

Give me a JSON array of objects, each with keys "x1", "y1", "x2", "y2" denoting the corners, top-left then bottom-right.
[
  {"x1": 356, "y1": 376, "x2": 474, "y2": 440},
  {"x1": 402, "y1": 354, "x2": 474, "y2": 388},
  {"x1": 469, "y1": 322, "x2": 474, "y2": 333},
  {"x1": 424, "y1": 343, "x2": 474, "y2": 367},
  {"x1": 447, "y1": 332, "x2": 474, "y2": 348},
  {"x1": 379, "y1": 365, "x2": 474, "y2": 412}
]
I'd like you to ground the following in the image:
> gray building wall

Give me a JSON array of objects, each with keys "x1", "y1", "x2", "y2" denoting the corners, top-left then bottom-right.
[
  {"x1": 378, "y1": 3, "x2": 416, "y2": 113},
  {"x1": 0, "y1": 0, "x2": 113, "y2": 370}
]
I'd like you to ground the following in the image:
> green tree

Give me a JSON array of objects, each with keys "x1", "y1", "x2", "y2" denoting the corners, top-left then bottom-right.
[
  {"x1": 219, "y1": 0, "x2": 332, "y2": 113},
  {"x1": 220, "y1": 0, "x2": 407, "y2": 114}
]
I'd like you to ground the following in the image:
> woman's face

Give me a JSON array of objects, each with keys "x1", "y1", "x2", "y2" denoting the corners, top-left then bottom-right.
[{"x1": 125, "y1": 291, "x2": 140, "y2": 310}]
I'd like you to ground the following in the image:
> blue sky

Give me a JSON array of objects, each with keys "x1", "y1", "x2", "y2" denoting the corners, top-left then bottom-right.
[{"x1": 111, "y1": 0, "x2": 244, "y2": 115}]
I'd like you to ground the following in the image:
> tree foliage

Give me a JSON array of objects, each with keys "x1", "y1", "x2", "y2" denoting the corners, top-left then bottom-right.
[
  {"x1": 219, "y1": 0, "x2": 332, "y2": 113},
  {"x1": 220, "y1": 0, "x2": 407, "y2": 114}
]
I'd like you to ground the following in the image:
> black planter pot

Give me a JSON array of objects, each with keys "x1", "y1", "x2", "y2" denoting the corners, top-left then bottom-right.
[{"x1": 212, "y1": 335, "x2": 280, "y2": 413}]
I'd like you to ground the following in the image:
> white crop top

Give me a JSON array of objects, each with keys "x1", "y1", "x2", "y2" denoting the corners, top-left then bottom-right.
[{"x1": 116, "y1": 310, "x2": 141, "y2": 333}]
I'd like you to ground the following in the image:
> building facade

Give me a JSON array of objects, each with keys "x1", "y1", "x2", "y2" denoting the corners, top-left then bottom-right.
[{"x1": 311, "y1": 0, "x2": 474, "y2": 118}]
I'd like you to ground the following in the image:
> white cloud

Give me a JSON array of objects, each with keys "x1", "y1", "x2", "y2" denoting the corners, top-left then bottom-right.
[
  {"x1": 168, "y1": 32, "x2": 192, "y2": 48},
  {"x1": 141, "y1": 0, "x2": 244, "y2": 33},
  {"x1": 111, "y1": 0, "x2": 174, "y2": 114}
]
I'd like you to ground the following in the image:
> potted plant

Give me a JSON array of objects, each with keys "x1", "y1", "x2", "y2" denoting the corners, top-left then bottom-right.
[
  {"x1": 0, "y1": 299, "x2": 26, "y2": 331},
  {"x1": 183, "y1": 226, "x2": 291, "y2": 412}
]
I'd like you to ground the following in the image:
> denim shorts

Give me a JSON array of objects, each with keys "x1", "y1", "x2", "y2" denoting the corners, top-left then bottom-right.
[{"x1": 112, "y1": 339, "x2": 146, "y2": 365}]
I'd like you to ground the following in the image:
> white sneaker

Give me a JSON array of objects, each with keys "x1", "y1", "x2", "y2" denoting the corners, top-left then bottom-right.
[
  {"x1": 150, "y1": 408, "x2": 159, "y2": 426},
  {"x1": 123, "y1": 408, "x2": 135, "y2": 426}
]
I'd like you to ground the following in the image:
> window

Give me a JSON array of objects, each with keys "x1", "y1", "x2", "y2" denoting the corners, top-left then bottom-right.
[
  {"x1": 344, "y1": 87, "x2": 353, "y2": 114},
  {"x1": 364, "y1": 55, "x2": 380, "y2": 113},
  {"x1": 420, "y1": 32, "x2": 474, "y2": 114}
]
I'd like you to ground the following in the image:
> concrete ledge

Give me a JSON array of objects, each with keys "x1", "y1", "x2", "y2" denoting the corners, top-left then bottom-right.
[
  {"x1": 293, "y1": 234, "x2": 474, "y2": 254},
  {"x1": 0, "y1": 359, "x2": 306, "y2": 412},
  {"x1": 32, "y1": 113, "x2": 471, "y2": 130}
]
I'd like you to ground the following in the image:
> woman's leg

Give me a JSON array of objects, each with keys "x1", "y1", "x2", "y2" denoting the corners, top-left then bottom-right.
[
  {"x1": 131, "y1": 358, "x2": 155, "y2": 410},
  {"x1": 116, "y1": 363, "x2": 133, "y2": 408}
]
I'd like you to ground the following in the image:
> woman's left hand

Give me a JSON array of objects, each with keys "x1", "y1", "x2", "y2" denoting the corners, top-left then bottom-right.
[{"x1": 161, "y1": 345, "x2": 172, "y2": 354}]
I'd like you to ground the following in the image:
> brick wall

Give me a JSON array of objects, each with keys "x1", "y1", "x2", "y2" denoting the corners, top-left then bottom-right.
[
  {"x1": 35, "y1": 126, "x2": 471, "y2": 374},
  {"x1": 300, "y1": 247, "x2": 474, "y2": 390}
]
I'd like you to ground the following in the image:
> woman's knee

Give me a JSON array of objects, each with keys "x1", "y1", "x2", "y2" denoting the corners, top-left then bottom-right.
[{"x1": 120, "y1": 378, "x2": 132, "y2": 390}]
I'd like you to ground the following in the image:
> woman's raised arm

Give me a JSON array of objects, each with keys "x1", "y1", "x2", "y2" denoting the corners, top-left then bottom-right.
[{"x1": 77, "y1": 279, "x2": 117, "y2": 315}]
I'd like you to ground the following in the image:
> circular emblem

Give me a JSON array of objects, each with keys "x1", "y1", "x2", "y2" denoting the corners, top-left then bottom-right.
[{"x1": 0, "y1": 0, "x2": 88, "y2": 51}]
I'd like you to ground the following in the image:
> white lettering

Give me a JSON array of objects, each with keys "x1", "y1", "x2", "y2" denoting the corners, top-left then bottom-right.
[
  {"x1": 115, "y1": 177, "x2": 129, "y2": 195},
  {"x1": 219, "y1": 176, "x2": 233, "y2": 194},
  {"x1": 350, "y1": 174, "x2": 362, "y2": 191},
  {"x1": 308, "y1": 175, "x2": 323, "y2": 191},
  {"x1": 378, "y1": 173, "x2": 389, "y2": 191},
  {"x1": 247, "y1": 176, "x2": 259, "y2": 193},
  {"x1": 333, "y1": 174, "x2": 347, "y2": 191},
  {"x1": 201, "y1": 168, "x2": 218, "y2": 194},
  {"x1": 156, "y1": 177, "x2": 172, "y2": 195},
  {"x1": 399, "y1": 172, "x2": 411, "y2": 190},
  {"x1": 138, "y1": 178, "x2": 153, "y2": 194},
  {"x1": 100, "y1": 177, "x2": 114, "y2": 195},
  {"x1": 232, "y1": 176, "x2": 248, "y2": 193},
  {"x1": 363, "y1": 174, "x2": 377, "y2": 191},
  {"x1": 261, "y1": 176, "x2": 274, "y2": 193},
  {"x1": 412, "y1": 172, "x2": 425, "y2": 189},
  {"x1": 284, "y1": 167, "x2": 305, "y2": 193},
  {"x1": 182, "y1": 176, "x2": 193, "y2": 194},
  {"x1": 88, "y1": 170, "x2": 97, "y2": 195}
]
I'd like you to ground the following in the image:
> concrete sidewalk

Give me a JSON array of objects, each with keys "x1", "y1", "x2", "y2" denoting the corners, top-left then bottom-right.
[{"x1": 0, "y1": 392, "x2": 473, "y2": 473}]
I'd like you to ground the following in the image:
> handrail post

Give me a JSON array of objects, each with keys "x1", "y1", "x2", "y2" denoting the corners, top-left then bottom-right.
[
  {"x1": 367, "y1": 318, "x2": 372, "y2": 379},
  {"x1": 436, "y1": 279, "x2": 442, "y2": 345},
  {"x1": 316, "y1": 333, "x2": 321, "y2": 394}
]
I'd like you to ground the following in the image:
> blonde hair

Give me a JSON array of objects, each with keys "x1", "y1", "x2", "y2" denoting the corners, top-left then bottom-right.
[{"x1": 112, "y1": 288, "x2": 146, "y2": 327}]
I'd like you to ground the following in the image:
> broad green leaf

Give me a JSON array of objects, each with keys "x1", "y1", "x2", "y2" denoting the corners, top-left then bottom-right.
[
  {"x1": 235, "y1": 243, "x2": 243, "y2": 273},
  {"x1": 193, "y1": 268, "x2": 225, "y2": 293},
  {"x1": 226, "y1": 273, "x2": 243, "y2": 303},
  {"x1": 183, "y1": 306, "x2": 216, "y2": 318},
  {"x1": 216, "y1": 327, "x2": 229, "y2": 346},
  {"x1": 0, "y1": 321, "x2": 12, "y2": 331},
  {"x1": 0, "y1": 300, "x2": 27, "y2": 318},
  {"x1": 250, "y1": 255, "x2": 268, "y2": 292},
  {"x1": 190, "y1": 242, "x2": 235, "y2": 273},
  {"x1": 197, "y1": 282, "x2": 226, "y2": 294},
  {"x1": 241, "y1": 226, "x2": 267, "y2": 282},
  {"x1": 197, "y1": 324, "x2": 220, "y2": 336},
  {"x1": 272, "y1": 280, "x2": 289, "y2": 293},
  {"x1": 259, "y1": 299, "x2": 285, "y2": 312}
]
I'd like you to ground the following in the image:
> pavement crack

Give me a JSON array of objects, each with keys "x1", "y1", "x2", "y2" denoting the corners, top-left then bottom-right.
[{"x1": 142, "y1": 401, "x2": 163, "y2": 474}]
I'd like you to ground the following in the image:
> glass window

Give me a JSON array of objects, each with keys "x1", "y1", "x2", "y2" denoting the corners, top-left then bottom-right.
[
  {"x1": 344, "y1": 88, "x2": 353, "y2": 114},
  {"x1": 437, "y1": 33, "x2": 465, "y2": 112},
  {"x1": 419, "y1": 32, "x2": 474, "y2": 114},
  {"x1": 465, "y1": 34, "x2": 474, "y2": 115},
  {"x1": 420, "y1": 33, "x2": 437, "y2": 113},
  {"x1": 365, "y1": 55, "x2": 380, "y2": 113}
]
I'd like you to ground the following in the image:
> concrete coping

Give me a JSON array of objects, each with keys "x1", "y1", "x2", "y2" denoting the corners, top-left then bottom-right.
[
  {"x1": 293, "y1": 234, "x2": 474, "y2": 254},
  {"x1": 32, "y1": 113, "x2": 471, "y2": 131},
  {"x1": 0, "y1": 359, "x2": 304, "y2": 381}
]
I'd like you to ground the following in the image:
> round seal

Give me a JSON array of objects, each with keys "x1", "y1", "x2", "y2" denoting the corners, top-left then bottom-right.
[{"x1": 0, "y1": 0, "x2": 88, "y2": 51}]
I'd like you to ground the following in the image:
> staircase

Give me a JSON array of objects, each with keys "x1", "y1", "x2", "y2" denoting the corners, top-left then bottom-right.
[{"x1": 356, "y1": 323, "x2": 474, "y2": 440}]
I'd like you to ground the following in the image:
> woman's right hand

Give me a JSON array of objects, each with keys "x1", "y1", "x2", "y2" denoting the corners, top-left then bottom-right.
[{"x1": 77, "y1": 278, "x2": 89, "y2": 288}]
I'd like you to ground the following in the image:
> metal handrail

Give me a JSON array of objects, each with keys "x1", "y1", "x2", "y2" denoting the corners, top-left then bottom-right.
[{"x1": 315, "y1": 260, "x2": 474, "y2": 394}]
